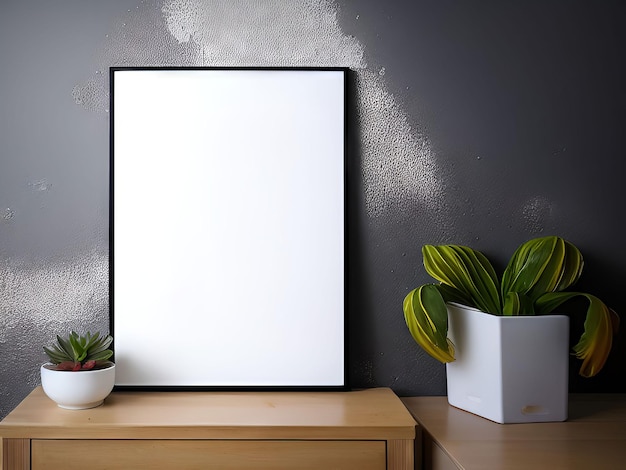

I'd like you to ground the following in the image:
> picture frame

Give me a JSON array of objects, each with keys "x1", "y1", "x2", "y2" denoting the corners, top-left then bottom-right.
[{"x1": 110, "y1": 67, "x2": 348, "y2": 390}]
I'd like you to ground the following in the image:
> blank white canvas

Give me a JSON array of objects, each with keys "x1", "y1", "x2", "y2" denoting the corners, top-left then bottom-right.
[{"x1": 112, "y1": 68, "x2": 346, "y2": 387}]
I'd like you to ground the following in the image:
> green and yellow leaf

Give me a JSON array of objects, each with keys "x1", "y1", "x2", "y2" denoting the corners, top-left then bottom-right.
[
  {"x1": 403, "y1": 285, "x2": 455, "y2": 363},
  {"x1": 502, "y1": 236, "x2": 583, "y2": 302},
  {"x1": 423, "y1": 244, "x2": 501, "y2": 314},
  {"x1": 535, "y1": 292, "x2": 620, "y2": 377}
]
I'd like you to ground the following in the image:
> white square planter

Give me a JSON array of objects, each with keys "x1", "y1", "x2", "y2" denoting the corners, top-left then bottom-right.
[{"x1": 446, "y1": 303, "x2": 569, "y2": 424}]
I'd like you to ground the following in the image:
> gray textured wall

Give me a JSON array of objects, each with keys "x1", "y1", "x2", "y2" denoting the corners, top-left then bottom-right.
[{"x1": 1, "y1": 0, "x2": 624, "y2": 420}]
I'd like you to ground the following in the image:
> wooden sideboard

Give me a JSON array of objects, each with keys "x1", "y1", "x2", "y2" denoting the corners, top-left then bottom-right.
[
  {"x1": 402, "y1": 394, "x2": 626, "y2": 470},
  {"x1": 0, "y1": 387, "x2": 416, "y2": 470}
]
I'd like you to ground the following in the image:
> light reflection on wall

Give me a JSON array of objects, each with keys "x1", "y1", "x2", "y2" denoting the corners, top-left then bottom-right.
[{"x1": 74, "y1": 0, "x2": 444, "y2": 219}]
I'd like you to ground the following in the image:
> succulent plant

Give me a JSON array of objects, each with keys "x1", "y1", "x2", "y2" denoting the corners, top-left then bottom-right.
[{"x1": 43, "y1": 331, "x2": 113, "y2": 371}]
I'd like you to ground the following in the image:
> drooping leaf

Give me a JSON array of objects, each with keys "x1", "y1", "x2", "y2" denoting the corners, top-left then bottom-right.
[
  {"x1": 403, "y1": 285, "x2": 455, "y2": 363},
  {"x1": 535, "y1": 292, "x2": 620, "y2": 377}
]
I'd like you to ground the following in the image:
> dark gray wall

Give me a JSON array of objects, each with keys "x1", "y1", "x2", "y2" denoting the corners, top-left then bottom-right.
[
  {"x1": 1, "y1": 0, "x2": 624, "y2": 420},
  {"x1": 339, "y1": 0, "x2": 625, "y2": 396}
]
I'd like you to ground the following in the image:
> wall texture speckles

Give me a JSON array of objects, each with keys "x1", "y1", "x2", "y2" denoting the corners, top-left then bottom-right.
[
  {"x1": 522, "y1": 196, "x2": 555, "y2": 233},
  {"x1": 0, "y1": 251, "x2": 109, "y2": 418},
  {"x1": 355, "y1": 70, "x2": 445, "y2": 220},
  {"x1": 162, "y1": 0, "x2": 365, "y2": 67},
  {"x1": 0, "y1": 253, "x2": 106, "y2": 343},
  {"x1": 74, "y1": 0, "x2": 441, "y2": 218}
]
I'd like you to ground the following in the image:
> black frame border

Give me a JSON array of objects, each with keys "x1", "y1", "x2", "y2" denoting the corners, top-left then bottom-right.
[{"x1": 109, "y1": 66, "x2": 350, "y2": 392}]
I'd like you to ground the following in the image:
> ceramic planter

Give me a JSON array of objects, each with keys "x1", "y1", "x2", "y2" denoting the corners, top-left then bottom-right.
[
  {"x1": 446, "y1": 303, "x2": 569, "y2": 424},
  {"x1": 40, "y1": 363, "x2": 116, "y2": 410}
]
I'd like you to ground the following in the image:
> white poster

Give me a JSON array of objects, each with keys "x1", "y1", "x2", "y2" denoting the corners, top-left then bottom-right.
[{"x1": 111, "y1": 68, "x2": 346, "y2": 388}]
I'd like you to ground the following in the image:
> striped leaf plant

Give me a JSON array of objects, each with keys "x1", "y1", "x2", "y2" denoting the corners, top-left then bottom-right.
[{"x1": 403, "y1": 236, "x2": 620, "y2": 377}]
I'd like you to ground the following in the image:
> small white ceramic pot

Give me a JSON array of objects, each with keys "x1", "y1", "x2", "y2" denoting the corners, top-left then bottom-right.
[{"x1": 40, "y1": 363, "x2": 116, "y2": 410}]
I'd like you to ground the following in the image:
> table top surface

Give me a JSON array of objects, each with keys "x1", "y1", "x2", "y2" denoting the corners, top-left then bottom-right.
[
  {"x1": 402, "y1": 394, "x2": 626, "y2": 470},
  {"x1": 0, "y1": 387, "x2": 416, "y2": 440}
]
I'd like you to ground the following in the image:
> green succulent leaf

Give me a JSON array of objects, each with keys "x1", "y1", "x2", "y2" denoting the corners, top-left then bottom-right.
[
  {"x1": 403, "y1": 284, "x2": 455, "y2": 363},
  {"x1": 422, "y1": 244, "x2": 501, "y2": 314},
  {"x1": 501, "y1": 236, "x2": 583, "y2": 302},
  {"x1": 69, "y1": 332, "x2": 88, "y2": 362},
  {"x1": 436, "y1": 283, "x2": 473, "y2": 306},
  {"x1": 86, "y1": 333, "x2": 113, "y2": 357},
  {"x1": 502, "y1": 292, "x2": 534, "y2": 316},
  {"x1": 535, "y1": 292, "x2": 619, "y2": 377},
  {"x1": 88, "y1": 349, "x2": 114, "y2": 362},
  {"x1": 555, "y1": 240, "x2": 584, "y2": 291},
  {"x1": 42, "y1": 345, "x2": 70, "y2": 363},
  {"x1": 43, "y1": 331, "x2": 114, "y2": 370},
  {"x1": 56, "y1": 335, "x2": 76, "y2": 361}
]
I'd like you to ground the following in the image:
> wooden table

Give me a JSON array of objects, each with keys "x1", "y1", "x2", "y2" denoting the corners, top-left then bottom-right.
[
  {"x1": 0, "y1": 387, "x2": 416, "y2": 470},
  {"x1": 402, "y1": 394, "x2": 626, "y2": 470}
]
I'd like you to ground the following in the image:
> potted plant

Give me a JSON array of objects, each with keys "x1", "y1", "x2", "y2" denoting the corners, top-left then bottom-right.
[
  {"x1": 41, "y1": 331, "x2": 115, "y2": 410},
  {"x1": 403, "y1": 235, "x2": 619, "y2": 423}
]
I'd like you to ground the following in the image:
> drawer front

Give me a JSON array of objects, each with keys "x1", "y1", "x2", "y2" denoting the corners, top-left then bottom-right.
[{"x1": 32, "y1": 439, "x2": 387, "y2": 470}]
